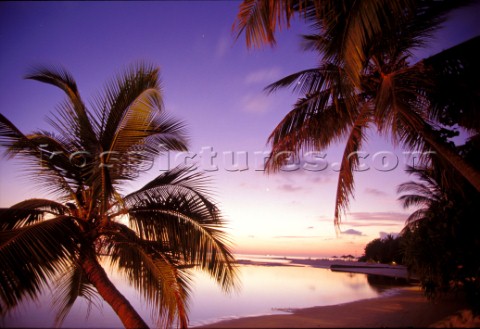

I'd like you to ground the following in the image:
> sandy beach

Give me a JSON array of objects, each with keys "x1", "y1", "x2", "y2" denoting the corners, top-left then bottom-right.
[
  {"x1": 198, "y1": 286, "x2": 471, "y2": 328},
  {"x1": 197, "y1": 259, "x2": 476, "y2": 328}
]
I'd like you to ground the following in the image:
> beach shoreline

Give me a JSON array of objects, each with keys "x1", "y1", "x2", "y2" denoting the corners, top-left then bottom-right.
[
  {"x1": 195, "y1": 258, "x2": 469, "y2": 328},
  {"x1": 196, "y1": 285, "x2": 468, "y2": 328}
]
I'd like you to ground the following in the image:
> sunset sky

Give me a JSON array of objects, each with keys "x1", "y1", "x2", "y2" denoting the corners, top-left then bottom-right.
[{"x1": 1, "y1": 1, "x2": 479, "y2": 258}]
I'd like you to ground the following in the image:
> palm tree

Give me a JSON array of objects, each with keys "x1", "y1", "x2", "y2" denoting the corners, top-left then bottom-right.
[
  {"x1": 234, "y1": 0, "x2": 480, "y2": 226},
  {"x1": 0, "y1": 63, "x2": 238, "y2": 328}
]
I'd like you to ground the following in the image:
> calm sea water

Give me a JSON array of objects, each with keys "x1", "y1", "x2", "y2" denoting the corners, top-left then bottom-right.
[{"x1": 2, "y1": 255, "x2": 395, "y2": 328}]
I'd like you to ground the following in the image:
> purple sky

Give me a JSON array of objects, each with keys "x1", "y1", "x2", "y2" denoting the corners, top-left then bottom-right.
[{"x1": 1, "y1": 1, "x2": 479, "y2": 257}]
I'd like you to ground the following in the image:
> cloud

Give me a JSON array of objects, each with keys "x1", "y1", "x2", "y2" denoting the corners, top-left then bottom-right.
[
  {"x1": 277, "y1": 183, "x2": 303, "y2": 192},
  {"x1": 316, "y1": 215, "x2": 333, "y2": 222},
  {"x1": 341, "y1": 229, "x2": 364, "y2": 236},
  {"x1": 271, "y1": 161, "x2": 334, "y2": 186},
  {"x1": 348, "y1": 212, "x2": 407, "y2": 222},
  {"x1": 245, "y1": 67, "x2": 282, "y2": 85},
  {"x1": 342, "y1": 212, "x2": 408, "y2": 229},
  {"x1": 343, "y1": 221, "x2": 401, "y2": 227},
  {"x1": 241, "y1": 93, "x2": 272, "y2": 114},
  {"x1": 215, "y1": 34, "x2": 231, "y2": 59},
  {"x1": 311, "y1": 175, "x2": 333, "y2": 184},
  {"x1": 364, "y1": 187, "x2": 388, "y2": 197},
  {"x1": 274, "y1": 235, "x2": 324, "y2": 239}
]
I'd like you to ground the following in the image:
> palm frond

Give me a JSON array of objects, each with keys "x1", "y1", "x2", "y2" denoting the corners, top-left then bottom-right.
[
  {"x1": 0, "y1": 216, "x2": 80, "y2": 315},
  {"x1": 265, "y1": 63, "x2": 359, "y2": 172},
  {"x1": 0, "y1": 198, "x2": 68, "y2": 230},
  {"x1": 265, "y1": 64, "x2": 341, "y2": 97},
  {"x1": 0, "y1": 114, "x2": 80, "y2": 200},
  {"x1": 123, "y1": 167, "x2": 238, "y2": 293},
  {"x1": 403, "y1": 208, "x2": 428, "y2": 227},
  {"x1": 233, "y1": 0, "x2": 291, "y2": 49},
  {"x1": 107, "y1": 225, "x2": 190, "y2": 328},
  {"x1": 25, "y1": 66, "x2": 98, "y2": 149},
  {"x1": 333, "y1": 104, "x2": 371, "y2": 226},
  {"x1": 52, "y1": 263, "x2": 100, "y2": 327},
  {"x1": 265, "y1": 96, "x2": 353, "y2": 171},
  {"x1": 98, "y1": 63, "x2": 161, "y2": 152},
  {"x1": 265, "y1": 63, "x2": 356, "y2": 106},
  {"x1": 372, "y1": 62, "x2": 433, "y2": 155},
  {"x1": 88, "y1": 63, "x2": 189, "y2": 206},
  {"x1": 299, "y1": 0, "x2": 417, "y2": 85},
  {"x1": 107, "y1": 111, "x2": 189, "y2": 184},
  {"x1": 129, "y1": 207, "x2": 237, "y2": 290},
  {"x1": 125, "y1": 166, "x2": 212, "y2": 200},
  {"x1": 398, "y1": 191, "x2": 435, "y2": 209}
]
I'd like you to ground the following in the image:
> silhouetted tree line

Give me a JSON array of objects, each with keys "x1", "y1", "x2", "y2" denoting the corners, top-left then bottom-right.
[{"x1": 358, "y1": 235, "x2": 404, "y2": 264}]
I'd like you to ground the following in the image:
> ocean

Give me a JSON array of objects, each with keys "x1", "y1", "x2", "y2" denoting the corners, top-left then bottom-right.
[{"x1": 3, "y1": 255, "x2": 402, "y2": 328}]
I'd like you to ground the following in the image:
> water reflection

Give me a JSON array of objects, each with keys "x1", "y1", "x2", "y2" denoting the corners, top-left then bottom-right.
[
  {"x1": 366, "y1": 274, "x2": 411, "y2": 293},
  {"x1": 188, "y1": 265, "x2": 380, "y2": 326},
  {"x1": 3, "y1": 264, "x2": 390, "y2": 328}
]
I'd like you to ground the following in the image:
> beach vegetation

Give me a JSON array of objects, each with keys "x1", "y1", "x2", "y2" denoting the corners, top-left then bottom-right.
[
  {"x1": 358, "y1": 235, "x2": 404, "y2": 265},
  {"x1": 399, "y1": 143, "x2": 480, "y2": 312}
]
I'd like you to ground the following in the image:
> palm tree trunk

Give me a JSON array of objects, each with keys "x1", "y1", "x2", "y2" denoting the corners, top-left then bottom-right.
[
  {"x1": 81, "y1": 253, "x2": 149, "y2": 329},
  {"x1": 420, "y1": 128, "x2": 480, "y2": 192}
]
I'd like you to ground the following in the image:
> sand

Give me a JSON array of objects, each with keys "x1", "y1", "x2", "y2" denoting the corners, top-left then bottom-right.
[
  {"x1": 197, "y1": 259, "x2": 474, "y2": 328},
  {"x1": 198, "y1": 286, "x2": 469, "y2": 328}
]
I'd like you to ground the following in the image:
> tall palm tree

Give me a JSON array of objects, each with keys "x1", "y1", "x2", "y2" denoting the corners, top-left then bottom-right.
[
  {"x1": 0, "y1": 63, "x2": 238, "y2": 328},
  {"x1": 234, "y1": 0, "x2": 480, "y2": 226}
]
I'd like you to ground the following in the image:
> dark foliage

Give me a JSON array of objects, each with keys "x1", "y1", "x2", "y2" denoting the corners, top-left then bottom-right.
[
  {"x1": 358, "y1": 235, "x2": 404, "y2": 264},
  {"x1": 399, "y1": 138, "x2": 480, "y2": 313}
]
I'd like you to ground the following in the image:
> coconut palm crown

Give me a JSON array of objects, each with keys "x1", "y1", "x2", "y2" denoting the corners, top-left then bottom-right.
[{"x1": 0, "y1": 63, "x2": 238, "y2": 329}]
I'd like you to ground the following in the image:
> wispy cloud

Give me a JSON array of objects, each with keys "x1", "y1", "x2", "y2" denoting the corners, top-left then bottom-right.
[
  {"x1": 241, "y1": 93, "x2": 272, "y2": 114},
  {"x1": 341, "y1": 229, "x2": 364, "y2": 236},
  {"x1": 274, "y1": 235, "x2": 324, "y2": 239},
  {"x1": 364, "y1": 187, "x2": 388, "y2": 197},
  {"x1": 348, "y1": 212, "x2": 407, "y2": 222},
  {"x1": 316, "y1": 215, "x2": 333, "y2": 222},
  {"x1": 311, "y1": 175, "x2": 333, "y2": 184},
  {"x1": 215, "y1": 34, "x2": 231, "y2": 59},
  {"x1": 341, "y1": 212, "x2": 407, "y2": 229},
  {"x1": 343, "y1": 221, "x2": 401, "y2": 227},
  {"x1": 277, "y1": 183, "x2": 303, "y2": 192},
  {"x1": 272, "y1": 161, "x2": 334, "y2": 182},
  {"x1": 245, "y1": 67, "x2": 282, "y2": 85}
]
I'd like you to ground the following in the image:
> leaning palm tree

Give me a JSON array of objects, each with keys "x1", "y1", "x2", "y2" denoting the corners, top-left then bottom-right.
[
  {"x1": 234, "y1": 0, "x2": 480, "y2": 226},
  {"x1": 0, "y1": 63, "x2": 238, "y2": 328}
]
